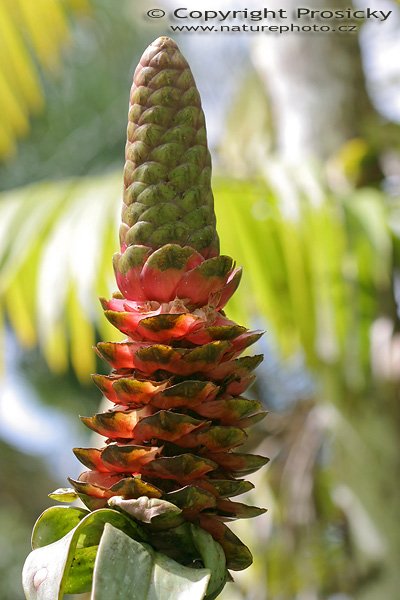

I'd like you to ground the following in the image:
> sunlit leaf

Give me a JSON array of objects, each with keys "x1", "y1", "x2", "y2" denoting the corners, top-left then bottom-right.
[
  {"x1": 48, "y1": 488, "x2": 79, "y2": 503},
  {"x1": 25, "y1": 506, "x2": 148, "y2": 599},
  {"x1": 23, "y1": 526, "x2": 75, "y2": 600},
  {"x1": 31, "y1": 506, "x2": 89, "y2": 549},
  {"x1": 91, "y1": 523, "x2": 211, "y2": 600}
]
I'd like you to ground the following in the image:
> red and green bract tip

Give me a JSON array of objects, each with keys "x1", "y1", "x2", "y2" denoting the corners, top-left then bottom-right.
[{"x1": 70, "y1": 36, "x2": 268, "y2": 573}]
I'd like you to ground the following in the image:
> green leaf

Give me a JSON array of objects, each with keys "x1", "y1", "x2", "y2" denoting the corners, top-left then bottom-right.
[
  {"x1": 146, "y1": 522, "x2": 201, "y2": 564},
  {"x1": 91, "y1": 523, "x2": 211, "y2": 600},
  {"x1": 71, "y1": 507, "x2": 146, "y2": 549},
  {"x1": 32, "y1": 506, "x2": 89, "y2": 549},
  {"x1": 48, "y1": 488, "x2": 79, "y2": 503},
  {"x1": 27, "y1": 508, "x2": 227, "y2": 599},
  {"x1": 23, "y1": 527, "x2": 76, "y2": 600},
  {"x1": 190, "y1": 525, "x2": 227, "y2": 600},
  {"x1": 24, "y1": 507, "x2": 148, "y2": 599},
  {"x1": 64, "y1": 545, "x2": 98, "y2": 594}
]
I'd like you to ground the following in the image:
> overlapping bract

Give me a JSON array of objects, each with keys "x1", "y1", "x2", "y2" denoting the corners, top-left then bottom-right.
[{"x1": 70, "y1": 37, "x2": 268, "y2": 572}]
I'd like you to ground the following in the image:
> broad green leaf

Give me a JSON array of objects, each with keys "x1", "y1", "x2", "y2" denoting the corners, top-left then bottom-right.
[
  {"x1": 32, "y1": 506, "x2": 89, "y2": 549},
  {"x1": 91, "y1": 523, "x2": 211, "y2": 600},
  {"x1": 25, "y1": 507, "x2": 147, "y2": 599},
  {"x1": 64, "y1": 545, "x2": 98, "y2": 595},
  {"x1": 190, "y1": 524, "x2": 227, "y2": 600},
  {"x1": 23, "y1": 527, "x2": 76, "y2": 600},
  {"x1": 70, "y1": 507, "x2": 146, "y2": 549},
  {"x1": 145, "y1": 520, "x2": 228, "y2": 598}
]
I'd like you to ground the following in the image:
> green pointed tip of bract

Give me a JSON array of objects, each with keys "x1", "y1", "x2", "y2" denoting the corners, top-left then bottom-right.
[{"x1": 122, "y1": 36, "x2": 219, "y2": 258}]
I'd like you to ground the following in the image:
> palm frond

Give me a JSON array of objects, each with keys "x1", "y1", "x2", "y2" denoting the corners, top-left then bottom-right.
[
  {"x1": 0, "y1": 0, "x2": 89, "y2": 160},
  {"x1": 0, "y1": 171, "x2": 395, "y2": 383}
]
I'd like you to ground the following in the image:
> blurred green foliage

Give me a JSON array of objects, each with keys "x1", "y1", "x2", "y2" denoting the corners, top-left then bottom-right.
[
  {"x1": 0, "y1": 440, "x2": 57, "y2": 600},
  {"x1": 0, "y1": 0, "x2": 159, "y2": 187},
  {"x1": 0, "y1": 174, "x2": 396, "y2": 388},
  {"x1": 0, "y1": 1, "x2": 399, "y2": 599},
  {"x1": 0, "y1": 0, "x2": 91, "y2": 160}
]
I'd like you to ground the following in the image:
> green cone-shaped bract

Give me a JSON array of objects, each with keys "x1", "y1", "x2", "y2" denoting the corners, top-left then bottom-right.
[
  {"x1": 121, "y1": 36, "x2": 219, "y2": 257},
  {"x1": 71, "y1": 37, "x2": 268, "y2": 575}
]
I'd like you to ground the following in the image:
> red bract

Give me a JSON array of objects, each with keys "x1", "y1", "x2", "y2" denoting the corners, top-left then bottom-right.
[{"x1": 113, "y1": 244, "x2": 242, "y2": 307}]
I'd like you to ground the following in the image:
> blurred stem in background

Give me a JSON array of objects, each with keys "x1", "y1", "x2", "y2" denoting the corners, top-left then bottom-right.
[
  {"x1": 253, "y1": 0, "x2": 380, "y2": 164},
  {"x1": 0, "y1": 0, "x2": 399, "y2": 599}
]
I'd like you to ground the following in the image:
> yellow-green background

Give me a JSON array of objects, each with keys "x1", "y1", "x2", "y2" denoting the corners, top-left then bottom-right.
[{"x1": 0, "y1": 1, "x2": 399, "y2": 599}]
